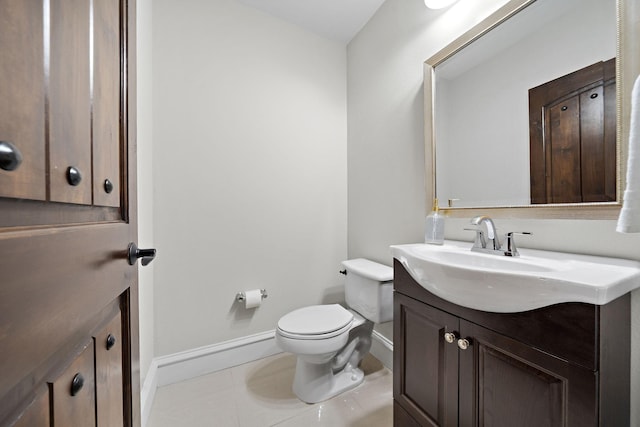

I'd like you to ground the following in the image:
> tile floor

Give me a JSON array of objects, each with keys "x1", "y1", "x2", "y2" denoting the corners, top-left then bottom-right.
[{"x1": 147, "y1": 352, "x2": 393, "y2": 427}]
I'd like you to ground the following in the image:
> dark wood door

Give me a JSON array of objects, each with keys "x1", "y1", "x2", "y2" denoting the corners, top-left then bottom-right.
[
  {"x1": 394, "y1": 293, "x2": 459, "y2": 427},
  {"x1": 0, "y1": 0, "x2": 140, "y2": 425},
  {"x1": 458, "y1": 320, "x2": 597, "y2": 427},
  {"x1": 529, "y1": 58, "x2": 616, "y2": 204}
]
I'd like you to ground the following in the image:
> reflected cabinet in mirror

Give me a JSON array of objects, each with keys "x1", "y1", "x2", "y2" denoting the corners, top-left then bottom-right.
[{"x1": 425, "y1": 0, "x2": 640, "y2": 219}]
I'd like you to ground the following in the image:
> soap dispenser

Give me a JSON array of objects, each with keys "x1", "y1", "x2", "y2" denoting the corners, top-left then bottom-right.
[{"x1": 425, "y1": 198, "x2": 444, "y2": 245}]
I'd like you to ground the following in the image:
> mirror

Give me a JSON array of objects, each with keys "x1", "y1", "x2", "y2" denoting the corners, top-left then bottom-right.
[{"x1": 424, "y1": 0, "x2": 638, "y2": 219}]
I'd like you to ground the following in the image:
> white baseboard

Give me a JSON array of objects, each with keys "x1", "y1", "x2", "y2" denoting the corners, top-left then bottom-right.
[
  {"x1": 154, "y1": 330, "x2": 281, "y2": 388},
  {"x1": 140, "y1": 329, "x2": 394, "y2": 426},
  {"x1": 140, "y1": 330, "x2": 281, "y2": 426},
  {"x1": 140, "y1": 360, "x2": 158, "y2": 427},
  {"x1": 370, "y1": 330, "x2": 393, "y2": 370}
]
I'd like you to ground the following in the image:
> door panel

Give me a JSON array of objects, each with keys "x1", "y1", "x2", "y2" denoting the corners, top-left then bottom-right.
[
  {"x1": 0, "y1": 0, "x2": 46, "y2": 201},
  {"x1": 50, "y1": 341, "x2": 96, "y2": 427},
  {"x1": 394, "y1": 293, "x2": 459, "y2": 427},
  {"x1": 394, "y1": 400, "x2": 422, "y2": 427},
  {"x1": 478, "y1": 345, "x2": 564, "y2": 426},
  {"x1": 49, "y1": 0, "x2": 92, "y2": 204},
  {"x1": 93, "y1": 0, "x2": 122, "y2": 207},
  {"x1": 12, "y1": 391, "x2": 50, "y2": 427},
  {"x1": 0, "y1": 224, "x2": 133, "y2": 416},
  {"x1": 580, "y1": 86, "x2": 605, "y2": 202},
  {"x1": 459, "y1": 320, "x2": 597, "y2": 427},
  {"x1": 95, "y1": 310, "x2": 125, "y2": 426},
  {"x1": 548, "y1": 96, "x2": 581, "y2": 203}
]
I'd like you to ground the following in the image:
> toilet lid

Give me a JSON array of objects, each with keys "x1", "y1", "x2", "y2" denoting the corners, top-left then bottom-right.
[{"x1": 277, "y1": 304, "x2": 353, "y2": 336}]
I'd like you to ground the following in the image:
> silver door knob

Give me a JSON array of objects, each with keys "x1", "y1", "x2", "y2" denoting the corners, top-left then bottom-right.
[{"x1": 457, "y1": 338, "x2": 471, "y2": 350}]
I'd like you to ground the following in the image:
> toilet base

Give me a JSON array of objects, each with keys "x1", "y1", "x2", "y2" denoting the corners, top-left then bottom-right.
[{"x1": 292, "y1": 359, "x2": 365, "y2": 404}]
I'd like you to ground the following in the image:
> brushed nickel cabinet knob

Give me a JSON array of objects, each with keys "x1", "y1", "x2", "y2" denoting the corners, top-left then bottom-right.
[
  {"x1": 457, "y1": 338, "x2": 471, "y2": 350},
  {"x1": 444, "y1": 332, "x2": 457, "y2": 344}
]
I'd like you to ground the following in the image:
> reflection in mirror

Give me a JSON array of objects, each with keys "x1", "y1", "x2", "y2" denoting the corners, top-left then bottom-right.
[
  {"x1": 529, "y1": 58, "x2": 616, "y2": 204},
  {"x1": 433, "y1": 0, "x2": 616, "y2": 208}
]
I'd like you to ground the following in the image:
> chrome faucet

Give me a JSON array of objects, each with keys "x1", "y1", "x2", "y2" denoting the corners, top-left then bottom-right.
[
  {"x1": 465, "y1": 215, "x2": 532, "y2": 256},
  {"x1": 469, "y1": 215, "x2": 501, "y2": 251}
]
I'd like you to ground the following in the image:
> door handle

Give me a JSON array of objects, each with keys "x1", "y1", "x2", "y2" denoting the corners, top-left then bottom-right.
[
  {"x1": 128, "y1": 243, "x2": 156, "y2": 266},
  {"x1": 0, "y1": 141, "x2": 23, "y2": 171}
]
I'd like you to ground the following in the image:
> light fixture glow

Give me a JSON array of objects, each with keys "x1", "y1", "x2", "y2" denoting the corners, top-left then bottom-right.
[{"x1": 424, "y1": 0, "x2": 459, "y2": 9}]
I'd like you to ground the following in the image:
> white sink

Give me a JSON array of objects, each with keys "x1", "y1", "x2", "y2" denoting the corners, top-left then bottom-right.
[{"x1": 390, "y1": 241, "x2": 640, "y2": 313}]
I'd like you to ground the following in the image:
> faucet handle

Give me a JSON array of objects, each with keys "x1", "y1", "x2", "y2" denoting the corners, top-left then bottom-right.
[
  {"x1": 464, "y1": 227, "x2": 486, "y2": 249},
  {"x1": 503, "y1": 232, "x2": 532, "y2": 257}
]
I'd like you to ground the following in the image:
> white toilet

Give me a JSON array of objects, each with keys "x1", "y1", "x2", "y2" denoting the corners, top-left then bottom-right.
[{"x1": 275, "y1": 258, "x2": 393, "y2": 403}]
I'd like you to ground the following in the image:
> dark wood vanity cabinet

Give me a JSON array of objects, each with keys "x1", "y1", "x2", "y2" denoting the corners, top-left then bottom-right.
[{"x1": 393, "y1": 259, "x2": 630, "y2": 427}]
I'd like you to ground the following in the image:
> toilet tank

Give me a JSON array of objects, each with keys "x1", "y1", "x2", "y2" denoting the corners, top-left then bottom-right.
[{"x1": 341, "y1": 259, "x2": 393, "y2": 323}]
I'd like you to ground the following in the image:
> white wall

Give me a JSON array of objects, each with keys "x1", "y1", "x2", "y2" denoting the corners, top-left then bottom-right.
[
  {"x1": 152, "y1": 0, "x2": 347, "y2": 356},
  {"x1": 137, "y1": 0, "x2": 154, "y2": 384},
  {"x1": 347, "y1": 0, "x2": 640, "y2": 422},
  {"x1": 347, "y1": 0, "x2": 511, "y2": 263}
]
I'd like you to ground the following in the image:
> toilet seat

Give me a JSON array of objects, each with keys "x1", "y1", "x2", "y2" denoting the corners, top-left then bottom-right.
[{"x1": 277, "y1": 304, "x2": 353, "y2": 340}]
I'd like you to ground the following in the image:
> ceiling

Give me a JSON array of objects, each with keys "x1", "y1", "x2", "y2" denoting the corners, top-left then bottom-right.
[{"x1": 237, "y1": 0, "x2": 387, "y2": 43}]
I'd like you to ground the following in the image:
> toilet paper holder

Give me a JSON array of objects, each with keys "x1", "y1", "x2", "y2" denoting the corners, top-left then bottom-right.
[{"x1": 236, "y1": 289, "x2": 268, "y2": 302}]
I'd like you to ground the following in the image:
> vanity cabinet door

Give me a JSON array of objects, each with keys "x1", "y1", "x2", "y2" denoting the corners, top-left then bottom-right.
[
  {"x1": 458, "y1": 320, "x2": 597, "y2": 427},
  {"x1": 394, "y1": 293, "x2": 459, "y2": 427}
]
